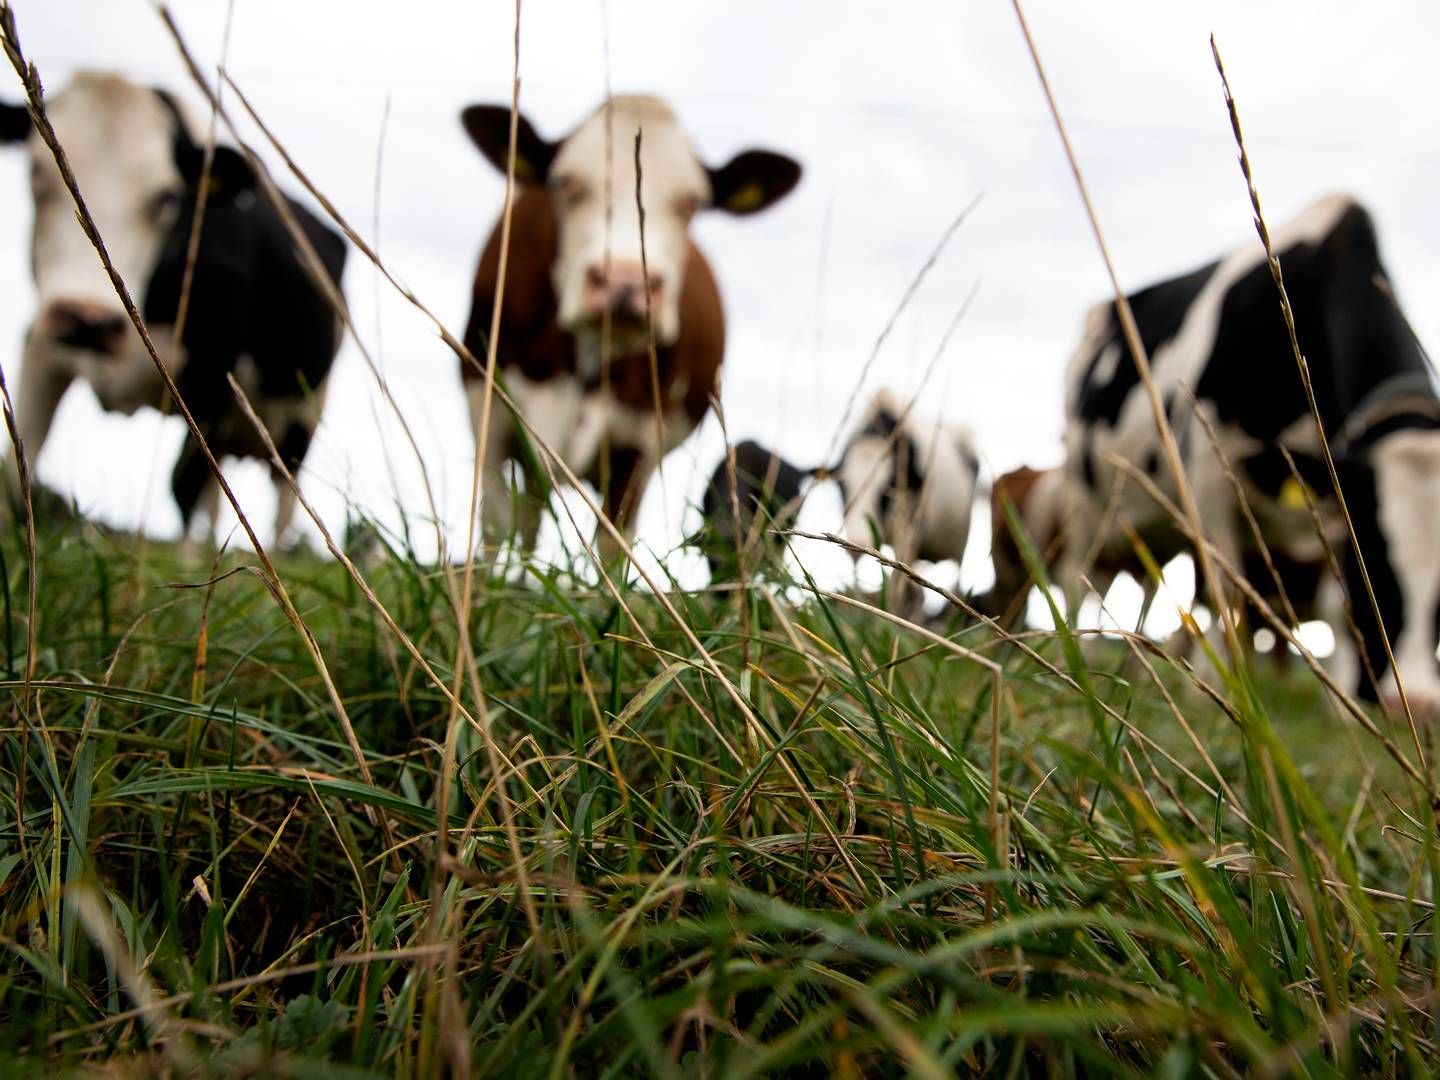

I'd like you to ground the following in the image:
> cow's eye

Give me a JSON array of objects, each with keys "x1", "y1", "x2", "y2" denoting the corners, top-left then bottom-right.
[
  {"x1": 550, "y1": 173, "x2": 588, "y2": 209},
  {"x1": 149, "y1": 189, "x2": 182, "y2": 220},
  {"x1": 675, "y1": 193, "x2": 702, "y2": 221},
  {"x1": 29, "y1": 164, "x2": 54, "y2": 203}
]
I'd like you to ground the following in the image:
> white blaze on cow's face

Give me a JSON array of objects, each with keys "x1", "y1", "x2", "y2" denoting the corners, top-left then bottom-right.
[
  {"x1": 461, "y1": 96, "x2": 800, "y2": 359},
  {"x1": 545, "y1": 97, "x2": 705, "y2": 351},
  {"x1": 20, "y1": 73, "x2": 187, "y2": 358}
]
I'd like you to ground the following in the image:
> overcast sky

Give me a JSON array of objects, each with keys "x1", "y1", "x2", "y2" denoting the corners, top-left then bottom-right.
[{"x1": 2, "y1": 1, "x2": 1438, "y2": 592}]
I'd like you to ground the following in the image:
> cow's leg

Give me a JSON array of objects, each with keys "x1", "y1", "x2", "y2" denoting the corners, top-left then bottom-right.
[
  {"x1": 194, "y1": 476, "x2": 222, "y2": 544},
  {"x1": 597, "y1": 443, "x2": 651, "y2": 565},
  {"x1": 1316, "y1": 571, "x2": 1362, "y2": 701},
  {"x1": 1185, "y1": 452, "x2": 1246, "y2": 681},
  {"x1": 467, "y1": 381, "x2": 529, "y2": 558},
  {"x1": 272, "y1": 419, "x2": 316, "y2": 550},
  {"x1": 172, "y1": 438, "x2": 218, "y2": 548},
  {"x1": 6, "y1": 334, "x2": 73, "y2": 504},
  {"x1": 1371, "y1": 432, "x2": 1440, "y2": 713},
  {"x1": 885, "y1": 505, "x2": 921, "y2": 615}
]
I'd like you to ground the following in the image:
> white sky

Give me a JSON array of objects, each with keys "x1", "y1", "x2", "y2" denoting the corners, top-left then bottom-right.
[{"x1": 2, "y1": 1, "x2": 1438, "y2": 594}]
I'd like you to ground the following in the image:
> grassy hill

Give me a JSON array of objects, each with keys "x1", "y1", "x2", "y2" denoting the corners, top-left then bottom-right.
[{"x1": 0, "y1": 509, "x2": 1434, "y2": 1077}]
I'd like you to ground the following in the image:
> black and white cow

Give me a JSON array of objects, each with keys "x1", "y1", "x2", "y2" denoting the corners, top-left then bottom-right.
[
  {"x1": 695, "y1": 438, "x2": 815, "y2": 579},
  {"x1": 0, "y1": 72, "x2": 346, "y2": 542},
  {"x1": 1065, "y1": 193, "x2": 1440, "y2": 710},
  {"x1": 837, "y1": 389, "x2": 980, "y2": 574}
]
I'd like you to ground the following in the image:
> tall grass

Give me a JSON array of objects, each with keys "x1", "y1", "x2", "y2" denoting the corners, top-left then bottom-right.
[
  {"x1": 0, "y1": 508, "x2": 1434, "y2": 1076},
  {"x1": 0, "y1": 2, "x2": 1435, "y2": 1074}
]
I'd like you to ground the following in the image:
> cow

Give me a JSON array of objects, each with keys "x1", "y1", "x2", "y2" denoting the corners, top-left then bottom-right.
[
  {"x1": 0, "y1": 72, "x2": 346, "y2": 544},
  {"x1": 693, "y1": 438, "x2": 816, "y2": 580},
  {"x1": 458, "y1": 96, "x2": 801, "y2": 562},
  {"x1": 982, "y1": 464, "x2": 1069, "y2": 625},
  {"x1": 835, "y1": 389, "x2": 980, "y2": 603},
  {"x1": 1063, "y1": 193, "x2": 1440, "y2": 711}
]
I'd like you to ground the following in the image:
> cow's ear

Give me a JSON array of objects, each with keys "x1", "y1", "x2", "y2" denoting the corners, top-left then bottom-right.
[
  {"x1": 707, "y1": 150, "x2": 801, "y2": 215},
  {"x1": 176, "y1": 142, "x2": 257, "y2": 198},
  {"x1": 0, "y1": 102, "x2": 31, "y2": 144},
  {"x1": 205, "y1": 146, "x2": 258, "y2": 195},
  {"x1": 461, "y1": 104, "x2": 555, "y2": 184}
]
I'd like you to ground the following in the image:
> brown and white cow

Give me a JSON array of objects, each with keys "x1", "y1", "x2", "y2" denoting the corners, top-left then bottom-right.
[
  {"x1": 982, "y1": 465, "x2": 1069, "y2": 625},
  {"x1": 458, "y1": 95, "x2": 800, "y2": 560},
  {"x1": 0, "y1": 72, "x2": 345, "y2": 543}
]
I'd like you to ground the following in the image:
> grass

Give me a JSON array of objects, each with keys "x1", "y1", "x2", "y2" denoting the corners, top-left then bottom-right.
[
  {"x1": 0, "y1": 4, "x2": 1435, "y2": 1073},
  {"x1": 0, "y1": 505, "x2": 1435, "y2": 1078}
]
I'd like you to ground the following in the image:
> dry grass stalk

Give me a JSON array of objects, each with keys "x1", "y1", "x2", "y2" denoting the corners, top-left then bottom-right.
[
  {"x1": 423, "y1": 3, "x2": 524, "y2": 1067},
  {"x1": 709, "y1": 401, "x2": 756, "y2": 669},
  {"x1": 154, "y1": 4, "x2": 872, "y2": 901},
  {"x1": 0, "y1": 7, "x2": 394, "y2": 851},
  {"x1": 1209, "y1": 37, "x2": 1425, "y2": 768},
  {"x1": 148, "y1": 27, "x2": 537, "y2": 1052},
  {"x1": 1008, "y1": 0, "x2": 1243, "y2": 667},
  {"x1": 70, "y1": 883, "x2": 193, "y2": 1068},
  {"x1": 634, "y1": 128, "x2": 670, "y2": 528},
  {"x1": 1278, "y1": 443, "x2": 1384, "y2": 699},
  {"x1": 181, "y1": 54, "x2": 451, "y2": 557},
  {"x1": 818, "y1": 590, "x2": 1007, "y2": 914},
  {"x1": 1104, "y1": 451, "x2": 1432, "y2": 795},
  {"x1": 0, "y1": 6, "x2": 42, "y2": 858},
  {"x1": 823, "y1": 194, "x2": 982, "y2": 467},
  {"x1": 833, "y1": 280, "x2": 981, "y2": 557}
]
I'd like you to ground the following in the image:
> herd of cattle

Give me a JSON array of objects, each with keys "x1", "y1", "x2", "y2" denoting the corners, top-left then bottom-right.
[{"x1": 3, "y1": 72, "x2": 1440, "y2": 714}]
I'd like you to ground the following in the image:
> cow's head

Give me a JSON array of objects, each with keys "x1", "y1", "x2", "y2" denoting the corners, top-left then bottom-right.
[
  {"x1": 837, "y1": 390, "x2": 917, "y2": 549},
  {"x1": 1, "y1": 72, "x2": 255, "y2": 360},
  {"x1": 462, "y1": 95, "x2": 799, "y2": 354}
]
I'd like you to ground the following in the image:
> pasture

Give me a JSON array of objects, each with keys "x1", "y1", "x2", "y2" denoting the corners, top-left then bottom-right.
[
  {"x1": 2, "y1": 1, "x2": 1440, "y2": 1077},
  {"x1": 0, "y1": 510, "x2": 1433, "y2": 1076}
]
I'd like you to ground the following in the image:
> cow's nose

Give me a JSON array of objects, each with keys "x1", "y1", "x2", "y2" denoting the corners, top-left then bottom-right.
[
  {"x1": 44, "y1": 301, "x2": 129, "y2": 354},
  {"x1": 582, "y1": 261, "x2": 664, "y2": 318}
]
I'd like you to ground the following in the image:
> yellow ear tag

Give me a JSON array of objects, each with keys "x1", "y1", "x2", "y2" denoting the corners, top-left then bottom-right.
[
  {"x1": 1279, "y1": 477, "x2": 1310, "y2": 510},
  {"x1": 511, "y1": 155, "x2": 533, "y2": 182},
  {"x1": 726, "y1": 182, "x2": 765, "y2": 212}
]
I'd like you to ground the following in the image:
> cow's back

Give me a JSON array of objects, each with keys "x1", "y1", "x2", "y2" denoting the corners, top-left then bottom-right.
[{"x1": 146, "y1": 192, "x2": 346, "y2": 425}]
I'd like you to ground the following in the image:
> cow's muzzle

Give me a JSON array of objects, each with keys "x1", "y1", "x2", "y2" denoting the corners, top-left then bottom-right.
[
  {"x1": 581, "y1": 260, "x2": 664, "y2": 330},
  {"x1": 42, "y1": 300, "x2": 130, "y2": 356}
]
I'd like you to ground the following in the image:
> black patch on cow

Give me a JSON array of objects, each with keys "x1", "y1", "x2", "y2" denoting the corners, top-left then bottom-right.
[
  {"x1": 698, "y1": 439, "x2": 810, "y2": 576},
  {"x1": 0, "y1": 100, "x2": 30, "y2": 143},
  {"x1": 275, "y1": 422, "x2": 314, "y2": 476},
  {"x1": 1336, "y1": 458, "x2": 1405, "y2": 702},
  {"x1": 170, "y1": 441, "x2": 213, "y2": 527},
  {"x1": 1195, "y1": 205, "x2": 1431, "y2": 445},
  {"x1": 1242, "y1": 544, "x2": 1324, "y2": 622},
  {"x1": 858, "y1": 403, "x2": 901, "y2": 442},
  {"x1": 1072, "y1": 202, "x2": 1434, "y2": 452},
  {"x1": 1080, "y1": 436, "x2": 1097, "y2": 491},
  {"x1": 1072, "y1": 259, "x2": 1220, "y2": 428},
  {"x1": 1344, "y1": 410, "x2": 1440, "y2": 457},
  {"x1": 1238, "y1": 448, "x2": 1332, "y2": 502},
  {"x1": 877, "y1": 431, "x2": 927, "y2": 526},
  {"x1": 151, "y1": 90, "x2": 257, "y2": 200},
  {"x1": 142, "y1": 88, "x2": 347, "y2": 525}
]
